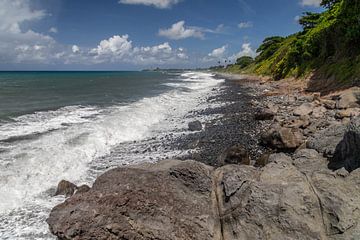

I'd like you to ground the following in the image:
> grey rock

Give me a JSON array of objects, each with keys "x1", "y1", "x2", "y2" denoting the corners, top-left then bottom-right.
[
  {"x1": 261, "y1": 126, "x2": 304, "y2": 150},
  {"x1": 294, "y1": 103, "x2": 314, "y2": 116},
  {"x1": 54, "y1": 180, "x2": 77, "y2": 197},
  {"x1": 307, "y1": 123, "x2": 348, "y2": 157},
  {"x1": 336, "y1": 87, "x2": 360, "y2": 109},
  {"x1": 47, "y1": 160, "x2": 218, "y2": 240},
  {"x1": 188, "y1": 120, "x2": 202, "y2": 131},
  {"x1": 48, "y1": 157, "x2": 360, "y2": 240},
  {"x1": 329, "y1": 123, "x2": 360, "y2": 172}
]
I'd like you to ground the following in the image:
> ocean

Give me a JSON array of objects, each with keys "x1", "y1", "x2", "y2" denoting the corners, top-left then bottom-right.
[{"x1": 0, "y1": 71, "x2": 224, "y2": 239}]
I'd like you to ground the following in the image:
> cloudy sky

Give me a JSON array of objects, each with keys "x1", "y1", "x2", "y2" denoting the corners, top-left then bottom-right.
[{"x1": 0, "y1": 0, "x2": 322, "y2": 70}]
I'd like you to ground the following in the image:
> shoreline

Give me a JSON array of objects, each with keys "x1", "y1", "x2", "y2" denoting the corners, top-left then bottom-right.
[{"x1": 47, "y1": 73, "x2": 360, "y2": 239}]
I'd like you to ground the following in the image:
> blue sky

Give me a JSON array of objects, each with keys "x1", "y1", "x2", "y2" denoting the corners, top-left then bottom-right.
[{"x1": 0, "y1": 0, "x2": 323, "y2": 70}]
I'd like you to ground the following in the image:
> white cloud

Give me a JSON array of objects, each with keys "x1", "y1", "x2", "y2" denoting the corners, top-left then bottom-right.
[
  {"x1": 119, "y1": 0, "x2": 181, "y2": 9},
  {"x1": 49, "y1": 27, "x2": 58, "y2": 33},
  {"x1": 208, "y1": 45, "x2": 227, "y2": 58},
  {"x1": 72, "y1": 45, "x2": 80, "y2": 53},
  {"x1": 85, "y1": 35, "x2": 187, "y2": 65},
  {"x1": 300, "y1": 0, "x2": 321, "y2": 7},
  {"x1": 0, "y1": 0, "x2": 59, "y2": 64},
  {"x1": 159, "y1": 21, "x2": 204, "y2": 40},
  {"x1": 90, "y1": 35, "x2": 133, "y2": 57},
  {"x1": 238, "y1": 21, "x2": 253, "y2": 29},
  {"x1": 230, "y1": 43, "x2": 257, "y2": 60}
]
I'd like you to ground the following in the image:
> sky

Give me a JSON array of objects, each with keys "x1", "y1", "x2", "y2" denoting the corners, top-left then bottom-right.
[{"x1": 0, "y1": 0, "x2": 323, "y2": 70}]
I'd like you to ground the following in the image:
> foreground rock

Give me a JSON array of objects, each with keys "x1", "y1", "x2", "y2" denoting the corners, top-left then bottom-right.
[
  {"x1": 48, "y1": 160, "x2": 218, "y2": 240},
  {"x1": 48, "y1": 155, "x2": 360, "y2": 239}
]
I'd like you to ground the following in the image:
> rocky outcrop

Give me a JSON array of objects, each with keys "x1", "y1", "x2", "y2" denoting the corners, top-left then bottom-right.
[
  {"x1": 188, "y1": 120, "x2": 203, "y2": 131},
  {"x1": 336, "y1": 87, "x2": 360, "y2": 109},
  {"x1": 329, "y1": 123, "x2": 360, "y2": 172},
  {"x1": 47, "y1": 160, "x2": 218, "y2": 240},
  {"x1": 47, "y1": 151, "x2": 360, "y2": 240}
]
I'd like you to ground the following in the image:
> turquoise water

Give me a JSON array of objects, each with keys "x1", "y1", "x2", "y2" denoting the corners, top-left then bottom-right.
[{"x1": 0, "y1": 71, "x2": 172, "y2": 120}]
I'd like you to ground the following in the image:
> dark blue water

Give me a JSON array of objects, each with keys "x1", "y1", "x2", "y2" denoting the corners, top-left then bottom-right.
[{"x1": 0, "y1": 71, "x2": 172, "y2": 120}]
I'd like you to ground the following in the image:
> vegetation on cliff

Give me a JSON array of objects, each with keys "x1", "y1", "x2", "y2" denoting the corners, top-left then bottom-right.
[{"x1": 223, "y1": 0, "x2": 360, "y2": 87}]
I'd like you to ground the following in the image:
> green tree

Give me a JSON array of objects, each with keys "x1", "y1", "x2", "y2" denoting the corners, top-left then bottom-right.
[{"x1": 236, "y1": 56, "x2": 254, "y2": 68}]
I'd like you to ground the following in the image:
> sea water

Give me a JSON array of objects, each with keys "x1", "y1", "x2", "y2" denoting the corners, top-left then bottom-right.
[{"x1": 0, "y1": 71, "x2": 223, "y2": 239}]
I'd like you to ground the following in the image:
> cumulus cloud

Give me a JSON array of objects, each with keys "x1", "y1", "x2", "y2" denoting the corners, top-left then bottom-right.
[
  {"x1": 0, "y1": 0, "x2": 59, "y2": 64},
  {"x1": 159, "y1": 21, "x2": 204, "y2": 40},
  {"x1": 300, "y1": 0, "x2": 321, "y2": 7},
  {"x1": 119, "y1": 0, "x2": 181, "y2": 9},
  {"x1": 230, "y1": 43, "x2": 257, "y2": 60},
  {"x1": 238, "y1": 21, "x2": 253, "y2": 29},
  {"x1": 208, "y1": 45, "x2": 227, "y2": 58},
  {"x1": 85, "y1": 35, "x2": 188, "y2": 65},
  {"x1": 72, "y1": 45, "x2": 80, "y2": 53},
  {"x1": 49, "y1": 27, "x2": 58, "y2": 33}
]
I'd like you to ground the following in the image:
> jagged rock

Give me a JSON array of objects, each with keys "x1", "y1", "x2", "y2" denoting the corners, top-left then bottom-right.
[
  {"x1": 293, "y1": 103, "x2": 314, "y2": 116},
  {"x1": 307, "y1": 122, "x2": 348, "y2": 157},
  {"x1": 329, "y1": 124, "x2": 360, "y2": 172},
  {"x1": 336, "y1": 87, "x2": 360, "y2": 109},
  {"x1": 321, "y1": 99, "x2": 336, "y2": 109},
  {"x1": 261, "y1": 126, "x2": 303, "y2": 150},
  {"x1": 218, "y1": 144, "x2": 250, "y2": 166},
  {"x1": 188, "y1": 120, "x2": 202, "y2": 131},
  {"x1": 47, "y1": 160, "x2": 217, "y2": 240},
  {"x1": 48, "y1": 157, "x2": 360, "y2": 240},
  {"x1": 54, "y1": 180, "x2": 77, "y2": 197},
  {"x1": 75, "y1": 185, "x2": 91, "y2": 194},
  {"x1": 215, "y1": 155, "x2": 326, "y2": 240},
  {"x1": 254, "y1": 108, "x2": 275, "y2": 121}
]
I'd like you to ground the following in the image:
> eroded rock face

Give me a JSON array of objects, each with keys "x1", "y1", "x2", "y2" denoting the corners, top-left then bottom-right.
[
  {"x1": 48, "y1": 155, "x2": 360, "y2": 240},
  {"x1": 329, "y1": 126, "x2": 360, "y2": 172},
  {"x1": 254, "y1": 108, "x2": 275, "y2": 121},
  {"x1": 47, "y1": 160, "x2": 218, "y2": 240},
  {"x1": 294, "y1": 103, "x2": 315, "y2": 116}
]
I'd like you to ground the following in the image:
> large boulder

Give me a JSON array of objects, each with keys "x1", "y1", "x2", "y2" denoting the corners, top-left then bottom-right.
[
  {"x1": 329, "y1": 123, "x2": 360, "y2": 172},
  {"x1": 307, "y1": 123, "x2": 348, "y2": 157},
  {"x1": 218, "y1": 144, "x2": 250, "y2": 166},
  {"x1": 215, "y1": 155, "x2": 326, "y2": 240},
  {"x1": 54, "y1": 180, "x2": 78, "y2": 197},
  {"x1": 188, "y1": 120, "x2": 202, "y2": 131},
  {"x1": 293, "y1": 103, "x2": 314, "y2": 116},
  {"x1": 336, "y1": 87, "x2": 360, "y2": 109},
  {"x1": 48, "y1": 157, "x2": 360, "y2": 240},
  {"x1": 47, "y1": 160, "x2": 218, "y2": 240},
  {"x1": 261, "y1": 126, "x2": 303, "y2": 150}
]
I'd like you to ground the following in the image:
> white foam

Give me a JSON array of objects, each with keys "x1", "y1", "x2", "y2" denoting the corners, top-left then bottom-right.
[{"x1": 0, "y1": 71, "x2": 224, "y2": 239}]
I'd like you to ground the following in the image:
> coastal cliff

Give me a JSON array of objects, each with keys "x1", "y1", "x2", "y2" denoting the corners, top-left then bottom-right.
[{"x1": 47, "y1": 75, "x2": 360, "y2": 239}]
